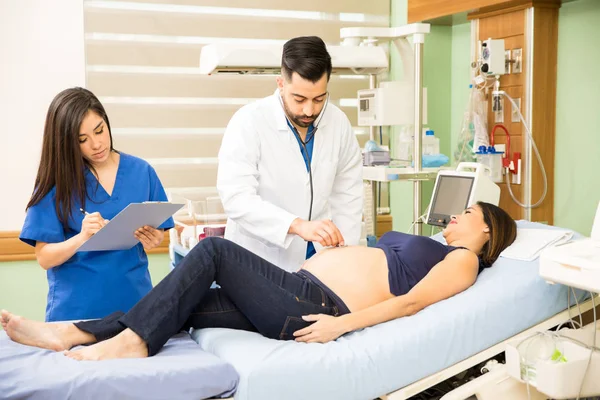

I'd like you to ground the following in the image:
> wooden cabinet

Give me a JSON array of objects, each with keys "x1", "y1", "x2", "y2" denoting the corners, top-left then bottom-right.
[{"x1": 376, "y1": 214, "x2": 393, "y2": 239}]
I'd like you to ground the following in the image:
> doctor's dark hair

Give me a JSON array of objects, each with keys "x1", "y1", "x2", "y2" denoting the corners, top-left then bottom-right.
[
  {"x1": 477, "y1": 201, "x2": 517, "y2": 267},
  {"x1": 281, "y1": 36, "x2": 332, "y2": 83},
  {"x1": 26, "y1": 87, "x2": 116, "y2": 227}
]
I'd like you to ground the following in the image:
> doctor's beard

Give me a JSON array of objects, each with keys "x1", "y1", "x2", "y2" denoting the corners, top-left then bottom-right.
[{"x1": 282, "y1": 97, "x2": 319, "y2": 129}]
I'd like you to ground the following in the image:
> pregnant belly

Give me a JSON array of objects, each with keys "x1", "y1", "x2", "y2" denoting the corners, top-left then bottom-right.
[{"x1": 301, "y1": 246, "x2": 393, "y2": 312}]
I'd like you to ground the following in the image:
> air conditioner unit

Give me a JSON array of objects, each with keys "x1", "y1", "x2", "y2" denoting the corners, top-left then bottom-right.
[{"x1": 199, "y1": 43, "x2": 388, "y2": 75}]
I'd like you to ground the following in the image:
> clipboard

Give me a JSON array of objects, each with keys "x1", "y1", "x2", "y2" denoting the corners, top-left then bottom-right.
[{"x1": 77, "y1": 202, "x2": 184, "y2": 252}]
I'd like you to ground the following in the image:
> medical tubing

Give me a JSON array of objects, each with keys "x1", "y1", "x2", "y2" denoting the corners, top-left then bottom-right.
[
  {"x1": 408, "y1": 204, "x2": 430, "y2": 234},
  {"x1": 557, "y1": 288, "x2": 583, "y2": 332},
  {"x1": 576, "y1": 292, "x2": 597, "y2": 400},
  {"x1": 408, "y1": 212, "x2": 427, "y2": 234},
  {"x1": 520, "y1": 329, "x2": 599, "y2": 400},
  {"x1": 490, "y1": 124, "x2": 511, "y2": 156},
  {"x1": 520, "y1": 291, "x2": 599, "y2": 400},
  {"x1": 555, "y1": 334, "x2": 600, "y2": 353},
  {"x1": 501, "y1": 92, "x2": 548, "y2": 208},
  {"x1": 574, "y1": 287, "x2": 584, "y2": 329}
]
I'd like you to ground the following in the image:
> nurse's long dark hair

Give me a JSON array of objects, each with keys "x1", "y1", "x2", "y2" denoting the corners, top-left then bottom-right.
[{"x1": 26, "y1": 87, "x2": 116, "y2": 227}]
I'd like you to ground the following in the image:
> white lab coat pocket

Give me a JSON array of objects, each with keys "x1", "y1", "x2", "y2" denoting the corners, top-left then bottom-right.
[
  {"x1": 313, "y1": 160, "x2": 337, "y2": 210},
  {"x1": 315, "y1": 160, "x2": 337, "y2": 195},
  {"x1": 226, "y1": 222, "x2": 275, "y2": 264}
]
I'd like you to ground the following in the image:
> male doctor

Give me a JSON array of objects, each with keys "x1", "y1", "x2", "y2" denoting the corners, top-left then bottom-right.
[{"x1": 217, "y1": 36, "x2": 363, "y2": 272}]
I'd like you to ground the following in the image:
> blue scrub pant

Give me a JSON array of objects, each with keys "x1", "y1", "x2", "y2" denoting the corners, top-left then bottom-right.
[{"x1": 75, "y1": 237, "x2": 350, "y2": 356}]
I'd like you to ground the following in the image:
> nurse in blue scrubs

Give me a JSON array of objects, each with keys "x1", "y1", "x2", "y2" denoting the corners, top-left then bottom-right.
[{"x1": 20, "y1": 87, "x2": 174, "y2": 322}]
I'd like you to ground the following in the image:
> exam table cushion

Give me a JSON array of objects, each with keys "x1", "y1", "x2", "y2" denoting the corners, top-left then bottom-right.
[
  {"x1": 0, "y1": 332, "x2": 238, "y2": 400},
  {"x1": 191, "y1": 221, "x2": 584, "y2": 400}
]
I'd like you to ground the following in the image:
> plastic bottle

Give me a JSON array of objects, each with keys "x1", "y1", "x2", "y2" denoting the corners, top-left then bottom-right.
[
  {"x1": 422, "y1": 129, "x2": 440, "y2": 155},
  {"x1": 516, "y1": 333, "x2": 561, "y2": 385},
  {"x1": 475, "y1": 145, "x2": 504, "y2": 183},
  {"x1": 472, "y1": 87, "x2": 490, "y2": 150}
]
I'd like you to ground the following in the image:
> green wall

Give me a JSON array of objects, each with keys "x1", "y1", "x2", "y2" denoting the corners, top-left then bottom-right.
[
  {"x1": 554, "y1": 0, "x2": 600, "y2": 236},
  {"x1": 0, "y1": 254, "x2": 172, "y2": 326}
]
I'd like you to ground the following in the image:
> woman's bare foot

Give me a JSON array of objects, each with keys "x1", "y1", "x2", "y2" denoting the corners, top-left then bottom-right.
[
  {"x1": 64, "y1": 328, "x2": 148, "y2": 361},
  {"x1": 1, "y1": 309, "x2": 78, "y2": 351},
  {"x1": 1, "y1": 311, "x2": 8, "y2": 331}
]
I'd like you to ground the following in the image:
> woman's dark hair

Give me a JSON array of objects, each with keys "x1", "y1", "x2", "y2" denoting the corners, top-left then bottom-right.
[
  {"x1": 26, "y1": 87, "x2": 115, "y2": 227},
  {"x1": 477, "y1": 201, "x2": 517, "y2": 267},
  {"x1": 281, "y1": 36, "x2": 332, "y2": 83}
]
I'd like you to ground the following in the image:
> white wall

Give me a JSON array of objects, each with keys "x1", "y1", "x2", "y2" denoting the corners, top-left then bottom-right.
[{"x1": 0, "y1": 0, "x2": 85, "y2": 231}]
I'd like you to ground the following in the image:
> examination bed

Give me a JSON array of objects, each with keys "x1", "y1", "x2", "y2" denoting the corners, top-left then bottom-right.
[
  {"x1": 192, "y1": 221, "x2": 586, "y2": 400},
  {"x1": 0, "y1": 221, "x2": 584, "y2": 400}
]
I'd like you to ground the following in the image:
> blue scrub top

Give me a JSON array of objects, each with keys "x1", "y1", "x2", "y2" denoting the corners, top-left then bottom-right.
[
  {"x1": 285, "y1": 120, "x2": 317, "y2": 259},
  {"x1": 20, "y1": 153, "x2": 174, "y2": 322}
]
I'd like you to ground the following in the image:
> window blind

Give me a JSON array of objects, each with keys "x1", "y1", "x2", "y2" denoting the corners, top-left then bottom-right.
[{"x1": 84, "y1": 0, "x2": 390, "y2": 194}]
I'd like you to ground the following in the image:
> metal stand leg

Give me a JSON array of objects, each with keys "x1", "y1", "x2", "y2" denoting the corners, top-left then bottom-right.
[
  {"x1": 369, "y1": 73, "x2": 378, "y2": 237},
  {"x1": 413, "y1": 36, "x2": 424, "y2": 235}
]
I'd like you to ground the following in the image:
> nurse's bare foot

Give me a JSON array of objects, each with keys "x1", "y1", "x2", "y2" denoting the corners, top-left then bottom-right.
[
  {"x1": 65, "y1": 328, "x2": 148, "y2": 361},
  {"x1": 1, "y1": 310, "x2": 93, "y2": 351}
]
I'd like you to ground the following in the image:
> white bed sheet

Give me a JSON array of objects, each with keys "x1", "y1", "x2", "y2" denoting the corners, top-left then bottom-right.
[{"x1": 192, "y1": 221, "x2": 586, "y2": 400}]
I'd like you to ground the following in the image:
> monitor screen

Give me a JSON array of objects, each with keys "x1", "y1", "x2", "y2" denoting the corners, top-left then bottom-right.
[{"x1": 428, "y1": 175, "x2": 474, "y2": 226}]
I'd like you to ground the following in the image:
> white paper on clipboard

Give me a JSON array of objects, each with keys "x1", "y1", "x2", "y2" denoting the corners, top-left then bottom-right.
[{"x1": 77, "y1": 202, "x2": 184, "y2": 252}]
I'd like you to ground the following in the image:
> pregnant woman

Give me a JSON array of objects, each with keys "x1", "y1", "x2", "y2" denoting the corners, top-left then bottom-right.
[{"x1": 2, "y1": 202, "x2": 516, "y2": 361}]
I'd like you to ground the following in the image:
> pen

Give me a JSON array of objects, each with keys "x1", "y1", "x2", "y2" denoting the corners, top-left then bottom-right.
[{"x1": 79, "y1": 208, "x2": 90, "y2": 216}]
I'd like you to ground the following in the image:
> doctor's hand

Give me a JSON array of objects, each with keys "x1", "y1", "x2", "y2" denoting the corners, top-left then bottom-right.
[
  {"x1": 135, "y1": 226, "x2": 164, "y2": 251},
  {"x1": 289, "y1": 218, "x2": 345, "y2": 248},
  {"x1": 80, "y1": 212, "x2": 109, "y2": 239},
  {"x1": 293, "y1": 314, "x2": 347, "y2": 343}
]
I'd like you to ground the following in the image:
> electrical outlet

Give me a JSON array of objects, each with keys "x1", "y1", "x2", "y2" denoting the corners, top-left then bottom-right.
[
  {"x1": 513, "y1": 158, "x2": 522, "y2": 184},
  {"x1": 511, "y1": 98, "x2": 521, "y2": 122},
  {"x1": 513, "y1": 48, "x2": 522, "y2": 73},
  {"x1": 505, "y1": 49, "x2": 511, "y2": 74}
]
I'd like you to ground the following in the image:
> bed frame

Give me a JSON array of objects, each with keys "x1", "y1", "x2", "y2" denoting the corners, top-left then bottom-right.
[
  {"x1": 210, "y1": 298, "x2": 596, "y2": 400},
  {"x1": 379, "y1": 296, "x2": 597, "y2": 400}
]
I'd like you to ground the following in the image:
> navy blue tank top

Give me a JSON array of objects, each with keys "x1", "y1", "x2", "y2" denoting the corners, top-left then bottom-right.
[{"x1": 375, "y1": 231, "x2": 486, "y2": 296}]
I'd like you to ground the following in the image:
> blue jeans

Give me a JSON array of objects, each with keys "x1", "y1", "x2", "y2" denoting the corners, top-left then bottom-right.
[{"x1": 75, "y1": 237, "x2": 349, "y2": 356}]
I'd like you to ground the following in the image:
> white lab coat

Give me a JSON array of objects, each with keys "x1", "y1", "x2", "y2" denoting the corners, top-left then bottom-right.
[{"x1": 217, "y1": 90, "x2": 363, "y2": 272}]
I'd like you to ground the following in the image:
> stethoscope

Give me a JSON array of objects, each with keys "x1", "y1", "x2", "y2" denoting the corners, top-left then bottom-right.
[{"x1": 279, "y1": 92, "x2": 329, "y2": 222}]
